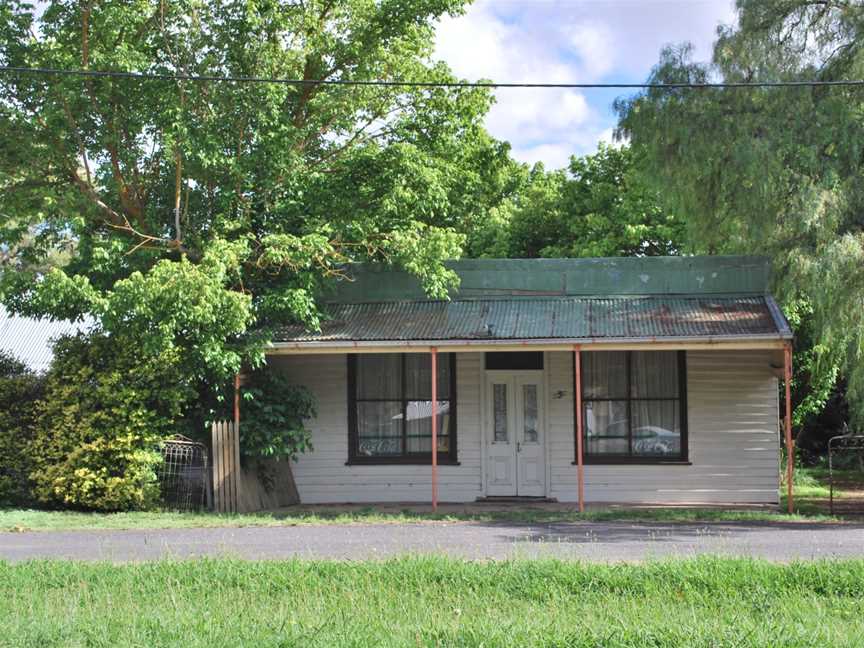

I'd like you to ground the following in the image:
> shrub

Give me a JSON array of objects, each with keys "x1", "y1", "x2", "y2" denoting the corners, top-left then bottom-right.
[
  {"x1": 237, "y1": 369, "x2": 316, "y2": 461},
  {"x1": 29, "y1": 334, "x2": 194, "y2": 511},
  {"x1": 0, "y1": 352, "x2": 44, "y2": 506},
  {"x1": 194, "y1": 367, "x2": 317, "y2": 462}
]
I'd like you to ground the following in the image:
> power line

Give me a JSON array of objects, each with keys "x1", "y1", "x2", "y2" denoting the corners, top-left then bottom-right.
[{"x1": 1, "y1": 66, "x2": 863, "y2": 89}]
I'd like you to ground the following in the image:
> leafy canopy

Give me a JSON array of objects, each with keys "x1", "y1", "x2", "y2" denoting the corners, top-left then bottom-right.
[
  {"x1": 0, "y1": 350, "x2": 44, "y2": 506},
  {"x1": 0, "y1": 0, "x2": 511, "y2": 362},
  {"x1": 616, "y1": 0, "x2": 864, "y2": 424},
  {"x1": 500, "y1": 144, "x2": 684, "y2": 259},
  {"x1": 29, "y1": 334, "x2": 193, "y2": 511},
  {"x1": 464, "y1": 144, "x2": 684, "y2": 260}
]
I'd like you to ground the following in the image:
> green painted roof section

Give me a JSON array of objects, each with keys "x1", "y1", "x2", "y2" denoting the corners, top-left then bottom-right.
[{"x1": 326, "y1": 256, "x2": 772, "y2": 303}]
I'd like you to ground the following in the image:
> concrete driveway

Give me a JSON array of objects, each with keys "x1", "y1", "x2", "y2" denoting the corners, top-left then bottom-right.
[{"x1": 2, "y1": 520, "x2": 863, "y2": 562}]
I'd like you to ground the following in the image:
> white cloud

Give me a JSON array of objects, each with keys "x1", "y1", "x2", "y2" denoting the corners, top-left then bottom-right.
[
  {"x1": 511, "y1": 143, "x2": 573, "y2": 169},
  {"x1": 435, "y1": 0, "x2": 737, "y2": 168},
  {"x1": 568, "y1": 23, "x2": 617, "y2": 80},
  {"x1": 485, "y1": 89, "x2": 591, "y2": 144},
  {"x1": 597, "y1": 126, "x2": 616, "y2": 147}
]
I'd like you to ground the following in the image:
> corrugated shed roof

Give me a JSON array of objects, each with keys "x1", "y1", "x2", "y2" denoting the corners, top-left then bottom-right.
[
  {"x1": 0, "y1": 306, "x2": 91, "y2": 372},
  {"x1": 274, "y1": 296, "x2": 791, "y2": 343}
]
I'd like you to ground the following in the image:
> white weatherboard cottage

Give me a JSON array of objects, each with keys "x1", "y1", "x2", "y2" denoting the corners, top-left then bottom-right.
[{"x1": 265, "y1": 257, "x2": 793, "y2": 507}]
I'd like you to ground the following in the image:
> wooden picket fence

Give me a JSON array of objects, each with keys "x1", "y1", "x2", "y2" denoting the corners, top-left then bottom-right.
[{"x1": 211, "y1": 420, "x2": 241, "y2": 513}]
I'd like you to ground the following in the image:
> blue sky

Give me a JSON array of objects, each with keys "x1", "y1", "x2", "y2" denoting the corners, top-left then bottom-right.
[{"x1": 434, "y1": 0, "x2": 737, "y2": 168}]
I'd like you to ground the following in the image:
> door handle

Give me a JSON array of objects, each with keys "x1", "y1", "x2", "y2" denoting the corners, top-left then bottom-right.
[{"x1": 517, "y1": 441, "x2": 521, "y2": 453}]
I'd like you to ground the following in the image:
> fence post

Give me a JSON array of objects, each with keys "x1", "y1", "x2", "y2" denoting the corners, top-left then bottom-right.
[
  {"x1": 233, "y1": 420, "x2": 241, "y2": 512},
  {"x1": 212, "y1": 421, "x2": 224, "y2": 513},
  {"x1": 211, "y1": 419, "x2": 242, "y2": 513}
]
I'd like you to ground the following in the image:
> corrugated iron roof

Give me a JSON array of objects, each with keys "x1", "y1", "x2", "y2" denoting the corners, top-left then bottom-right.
[
  {"x1": 273, "y1": 296, "x2": 790, "y2": 343},
  {"x1": 0, "y1": 306, "x2": 91, "y2": 372}
]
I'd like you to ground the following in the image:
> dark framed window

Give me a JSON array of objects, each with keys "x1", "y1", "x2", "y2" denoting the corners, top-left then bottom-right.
[
  {"x1": 577, "y1": 351, "x2": 688, "y2": 464},
  {"x1": 347, "y1": 354, "x2": 457, "y2": 465}
]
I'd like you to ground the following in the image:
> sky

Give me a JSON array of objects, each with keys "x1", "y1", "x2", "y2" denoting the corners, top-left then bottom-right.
[{"x1": 434, "y1": 0, "x2": 738, "y2": 169}]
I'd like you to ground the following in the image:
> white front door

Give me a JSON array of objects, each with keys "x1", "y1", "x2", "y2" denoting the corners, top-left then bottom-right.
[{"x1": 485, "y1": 373, "x2": 546, "y2": 497}]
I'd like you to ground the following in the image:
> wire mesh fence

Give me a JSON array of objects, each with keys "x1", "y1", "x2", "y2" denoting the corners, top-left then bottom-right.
[{"x1": 157, "y1": 435, "x2": 210, "y2": 512}]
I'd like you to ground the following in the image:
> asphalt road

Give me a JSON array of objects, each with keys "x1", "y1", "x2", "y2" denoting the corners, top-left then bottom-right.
[{"x1": 2, "y1": 521, "x2": 863, "y2": 562}]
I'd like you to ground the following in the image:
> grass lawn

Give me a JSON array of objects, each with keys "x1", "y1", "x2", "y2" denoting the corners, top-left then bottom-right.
[
  {"x1": 786, "y1": 467, "x2": 864, "y2": 516},
  {"x1": 3, "y1": 466, "x2": 859, "y2": 532},
  {"x1": 1, "y1": 557, "x2": 863, "y2": 647},
  {"x1": 0, "y1": 504, "x2": 842, "y2": 532}
]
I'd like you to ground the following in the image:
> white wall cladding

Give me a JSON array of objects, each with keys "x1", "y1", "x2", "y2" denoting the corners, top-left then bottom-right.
[
  {"x1": 268, "y1": 353, "x2": 483, "y2": 503},
  {"x1": 270, "y1": 349, "x2": 779, "y2": 505},
  {"x1": 547, "y1": 350, "x2": 780, "y2": 504}
]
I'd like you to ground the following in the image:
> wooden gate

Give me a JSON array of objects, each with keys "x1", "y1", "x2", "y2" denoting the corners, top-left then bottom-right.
[{"x1": 211, "y1": 420, "x2": 241, "y2": 513}]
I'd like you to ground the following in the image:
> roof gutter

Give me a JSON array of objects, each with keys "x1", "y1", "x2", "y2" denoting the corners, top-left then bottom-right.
[
  {"x1": 266, "y1": 333, "x2": 790, "y2": 355},
  {"x1": 764, "y1": 295, "x2": 794, "y2": 339}
]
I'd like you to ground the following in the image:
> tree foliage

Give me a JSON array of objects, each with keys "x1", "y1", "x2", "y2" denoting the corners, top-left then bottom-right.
[
  {"x1": 0, "y1": 0, "x2": 508, "y2": 351},
  {"x1": 29, "y1": 334, "x2": 192, "y2": 511},
  {"x1": 238, "y1": 370, "x2": 316, "y2": 461},
  {"x1": 0, "y1": 351, "x2": 44, "y2": 506},
  {"x1": 616, "y1": 0, "x2": 864, "y2": 425},
  {"x1": 0, "y1": 1, "x2": 527, "y2": 480},
  {"x1": 500, "y1": 145, "x2": 684, "y2": 259}
]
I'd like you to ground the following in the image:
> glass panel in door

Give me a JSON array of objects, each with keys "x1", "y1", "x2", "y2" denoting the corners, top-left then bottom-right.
[
  {"x1": 522, "y1": 383, "x2": 539, "y2": 443},
  {"x1": 486, "y1": 379, "x2": 516, "y2": 496},
  {"x1": 493, "y1": 383, "x2": 508, "y2": 443},
  {"x1": 515, "y1": 377, "x2": 545, "y2": 497}
]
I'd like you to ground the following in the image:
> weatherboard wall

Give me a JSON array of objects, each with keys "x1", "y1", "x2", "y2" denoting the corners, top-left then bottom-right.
[
  {"x1": 547, "y1": 350, "x2": 780, "y2": 504},
  {"x1": 269, "y1": 350, "x2": 780, "y2": 504},
  {"x1": 267, "y1": 352, "x2": 484, "y2": 503}
]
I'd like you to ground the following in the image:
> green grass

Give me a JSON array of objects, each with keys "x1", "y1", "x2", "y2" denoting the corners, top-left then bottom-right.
[
  {"x1": 0, "y1": 505, "x2": 841, "y2": 532},
  {"x1": 1, "y1": 557, "x2": 863, "y2": 647},
  {"x1": 3, "y1": 465, "x2": 858, "y2": 532},
  {"x1": 781, "y1": 467, "x2": 864, "y2": 514}
]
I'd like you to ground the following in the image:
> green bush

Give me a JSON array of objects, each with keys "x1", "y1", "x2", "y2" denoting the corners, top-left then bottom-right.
[
  {"x1": 236, "y1": 369, "x2": 316, "y2": 461},
  {"x1": 0, "y1": 352, "x2": 44, "y2": 506},
  {"x1": 192, "y1": 366, "x2": 317, "y2": 463},
  {"x1": 29, "y1": 334, "x2": 194, "y2": 511}
]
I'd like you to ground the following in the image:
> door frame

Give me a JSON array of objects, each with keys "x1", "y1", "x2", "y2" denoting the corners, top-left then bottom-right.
[{"x1": 482, "y1": 368, "x2": 549, "y2": 497}]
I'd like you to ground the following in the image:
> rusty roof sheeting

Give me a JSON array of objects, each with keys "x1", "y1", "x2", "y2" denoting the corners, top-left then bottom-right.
[{"x1": 273, "y1": 296, "x2": 790, "y2": 343}]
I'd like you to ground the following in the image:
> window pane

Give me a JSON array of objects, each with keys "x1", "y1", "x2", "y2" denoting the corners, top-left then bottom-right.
[
  {"x1": 493, "y1": 383, "x2": 508, "y2": 443},
  {"x1": 522, "y1": 384, "x2": 539, "y2": 443},
  {"x1": 486, "y1": 352, "x2": 544, "y2": 370},
  {"x1": 632, "y1": 400, "x2": 681, "y2": 457},
  {"x1": 584, "y1": 400, "x2": 629, "y2": 455},
  {"x1": 405, "y1": 354, "x2": 451, "y2": 400},
  {"x1": 582, "y1": 352, "x2": 628, "y2": 399},
  {"x1": 631, "y1": 352, "x2": 679, "y2": 398},
  {"x1": 405, "y1": 401, "x2": 450, "y2": 453},
  {"x1": 356, "y1": 355, "x2": 401, "y2": 399},
  {"x1": 357, "y1": 401, "x2": 403, "y2": 456}
]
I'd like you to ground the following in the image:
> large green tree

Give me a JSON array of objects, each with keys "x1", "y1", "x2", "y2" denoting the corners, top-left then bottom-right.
[
  {"x1": 0, "y1": 1, "x2": 527, "y2": 494},
  {"x1": 0, "y1": 0, "x2": 509, "y2": 363},
  {"x1": 468, "y1": 144, "x2": 684, "y2": 259},
  {"x1": 616, "y1": 0, "x2": 864, "y2": 425},
  {"x1": 509, "y1": 144, "x2": 684, "y2": 259}
]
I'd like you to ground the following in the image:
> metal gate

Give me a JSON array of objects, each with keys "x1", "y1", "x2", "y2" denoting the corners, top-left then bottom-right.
[
  {"x1": 828, "y1": 428, "x2": 864, "y2": 515},
  {"x1": 157, "y1": 435, "x2": 210, "y2": 511}
]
